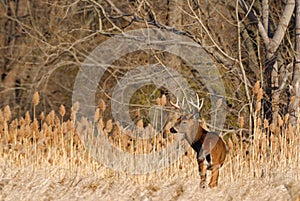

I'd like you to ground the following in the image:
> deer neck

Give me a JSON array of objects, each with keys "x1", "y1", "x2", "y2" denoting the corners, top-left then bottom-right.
[
  {"x1": 195, "y1": 125, "x2": 207, "y2": 143},
  {"x1": 189, "y1": 125, "x2": 208, "y2": 152},
  {"x1": 185, "y1": 122, "x2": 207, "y2": 145}
]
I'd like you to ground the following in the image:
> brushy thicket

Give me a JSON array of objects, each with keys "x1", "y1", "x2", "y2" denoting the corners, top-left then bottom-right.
[{"x1": 0, "y1": 91, "x2": 299, "y2": 188}]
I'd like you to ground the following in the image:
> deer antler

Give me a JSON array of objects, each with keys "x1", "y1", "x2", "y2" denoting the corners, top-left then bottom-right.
[
  {"x1": 170, "y1": 97, "x2": 186, "y2": 110},
  {"x1": 188, "y1": 93, "x2": 204, "y2": 112},
  {"x1": 170, "y1": 97, "x2": 181, "y2": 110}
]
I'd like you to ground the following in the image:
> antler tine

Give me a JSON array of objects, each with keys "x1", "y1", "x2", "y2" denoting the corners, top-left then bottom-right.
[
  {"x1": 170, "y1": 97, "x2": 181, "y2": 110},
  {"x1": 188, "y1": 93, "x2": 204, "y2": 111},
  {"x1": 182, "y1": 98, "x2": 185, "y2": 108}
]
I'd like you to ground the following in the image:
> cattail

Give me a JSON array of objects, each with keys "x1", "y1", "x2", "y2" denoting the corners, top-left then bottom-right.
[
  {"x1": 114, "y1": 122, "x2": 120, "y2": 135},
  {"x1": 55, "y1": 116, "x2": 60, "y2": 127},
  {"x1": 25, "y1": 111, "x2": 31, "y2": 125},
  {"x1": 19, "y1": 117, "x2": 25, "y2": 127},
  {"x1": 264, "y1": 119, "x2": 269, "y2": 128},
  {"x1": 98, "y1": 118, "x2": 104, "y2": 130},
  {"x1": 94, "y1": 108, "x2": 100, "y2": 122},
  {"x1": 98, "y1": 99, "x2": 106, "y2": 112},
  {"x1": 275, "y1": 127, "x2": 280, "y2": 136},
  {"x1": 137, "y1": 119, "x2": 144, "y2": 129},
  {"x1": 32, "y1": 92, "x2": 40, "y2": 106},
  {"x1": 31, "y1": 119, "x2": 39, "y2": 133},
  {"x1": 269, "y1": 123, "x2": 275, "y2": 133},
  {"x1": 256, "y1": 88, "x2": 263, "y2": 102},
  {"x1": 59, "y1": 104, "x2": 66, "y2": 117},
  {"x1": 227, "y1": 138, "x2": 234, "y2": 151},
  {"x1": 257, "y1": 118, "x2": 262, "y2": 127},
  {"x1": 0, "y1": 110, "x2": 3, "y2": 123},
  {"x1": 287, "y1": 123, "x2": 293, "y2": 140},
  {"x1": 10, "y1": 118, "x2": 18, "y2": 128},
  {"x1": 161, "y1": 95, "x2": 167, "y2": 106},
  {"x1": 277, "y1": 114, "x2": 283, "y2": 127},
  {"x1": 284, "y1": 113, "x2": 289, "y2": 124},
  {"x1": 290, "y1": 96, "x2": 296, "y2": 104},
  {"x1": 270, "y1": 134, "x2": 276, "y2": 143},
  {"x1": 156, "y1": 97, "x2": 161, "y2": 106},
  {"x1": 239, "y1": 116, "x2": 244, "y2": 128},
  {"x1": 71, "y1": 102, "x2": 79, "y2": 122},
  {"x1": 40, "y1": 112, "x2": 45, "y2": 121},
  {"x1": 4, "y1": 105, "x2": 11, "y2": 121},
  {"x1": 72, "y1": 102, "x2": 80, "y2": 113},
  {"x1": 255, "y1": 101, "x2": 261, "y2": 112},
  {"x1": 105, "y1": 119, "x2": 113, "y2": 133},
  {"x1": 46, "y1": 110, "x2": 55, "y2": 126},
  {"x1": 253, "y1": 81, "x2": 260, "y2": 94}
]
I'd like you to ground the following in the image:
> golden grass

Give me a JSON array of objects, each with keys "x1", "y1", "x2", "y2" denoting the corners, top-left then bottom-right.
[{"x1": 0, "y1": 96, "x2": 299, "y2": 200}]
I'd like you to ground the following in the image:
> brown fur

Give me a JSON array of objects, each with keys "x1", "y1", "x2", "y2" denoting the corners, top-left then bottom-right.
[{"x1": 170, "y1": 114, "x2": 226, "y2": 188}]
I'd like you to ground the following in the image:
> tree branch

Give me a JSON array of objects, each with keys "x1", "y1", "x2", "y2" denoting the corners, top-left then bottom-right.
[
  {"x1": 239, "y1": 0, "x2": 270, "y2": 47},
  {"x1": 271, "y1": 0, "x2": 295, "y2": 54}
]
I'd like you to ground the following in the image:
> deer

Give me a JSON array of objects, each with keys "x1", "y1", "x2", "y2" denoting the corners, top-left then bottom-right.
[{"x1": 169, "y1": 95, "x2": 227, "y2": 188}]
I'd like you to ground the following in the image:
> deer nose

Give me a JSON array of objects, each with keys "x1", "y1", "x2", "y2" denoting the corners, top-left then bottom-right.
[{"x1": 170, "y1": 127, "x2": 178, "y2": 133}]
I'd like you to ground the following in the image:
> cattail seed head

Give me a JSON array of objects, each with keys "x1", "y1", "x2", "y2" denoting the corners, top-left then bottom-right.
[
  {"x1": 137, "y1": 119, "x2": 144, "y2": 129},
  {"x1": 32, "y1": 92, "x2": 40, "y2": 106},
  {"x1": 4, "y1": 105, "x2": 11, "y2": 121},
  {"x1": 98, "y1": 99, "x2": 106, "y2": 112},
  {"x1": 239, "y1": 116, "x2": 244, "y2": 128},
  {"x1": 94, "y1": 108, "x2": 100, "y2": 122},
  {"x1": 275, "y1": 127, "x2": 280, "y2": 136},
  {"x1": 72, "y1": 102, "x2": 80, "y2": 113},
  {"x1": 98, "y1": 118, "x2": 104, "y2": 130},
  {"x1": 284, "y1": 113, "x2": 289, "y2": 124},
  {"x1": 227, "y1": 138, "x2": 234, "y2": 151},
  {"x1": 253, "y1": 81, "x2": 260, "y2": 94},
  {"x1": 256, "y1": 88, "x2": 263, "y2": 102},
  {"x1": 46, "y1": 110, "x2": 55, "y2": 126},
  {"x1": 105, "y1": 119, "x2": 113, "y2": 133},
  {"x1": 161, "y1": 95, "x2": 167, "y2": 106},
  {"x1": 25, "y1": 111, "x2": 31, "y2": 125},
  {"x1": 264, "y1": 119, "x2": 269, "y2": 128},
  {"x1": 257, "y1": 118, "x2": 262, "y2": 127},
  {"x1": 59, "y1": 104, "x2": 66, "y2": 117},
  {"x1": 0, "y1": 110, "x2": 3, "y2": 123},
  {"x1": 277, "y1": 114, "x2": 283, "y2": 127},
  {"x1": 71, "y1": 102, "x2": 79, "y2": 121},
  {"x1": 255, "y1": 101, "x2": 261, "y2": 112},
  {"x1": 270, "y1": 123, "x2": 275, "y2": 133},
  {"x1": 156, "y1": 97, "x2": 161, "y2": 106},
  {"x1": 40, "y1": 112, "x2": 45, "y2": 121},
  {"x1": 31, "y1": 119, "x2": 39, "y2": 133},
  {"x1": 290, "y1": 96, "x2": 296, "y2": 104}
]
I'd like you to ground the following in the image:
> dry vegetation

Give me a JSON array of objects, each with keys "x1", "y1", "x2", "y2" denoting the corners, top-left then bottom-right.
[{"x1": 0, "y1": 92, "x2": 299, "y2": 201}]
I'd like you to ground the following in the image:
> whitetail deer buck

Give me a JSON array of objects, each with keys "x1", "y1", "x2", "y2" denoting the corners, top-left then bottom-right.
[{"x1": 169, "y1": 95, "x2": 226, "y2": 188}]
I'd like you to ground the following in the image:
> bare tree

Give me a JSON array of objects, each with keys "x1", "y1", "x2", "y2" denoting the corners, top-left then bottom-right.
[{"x1": 240, "y1": 0, "x2": 295, "y2": 125}]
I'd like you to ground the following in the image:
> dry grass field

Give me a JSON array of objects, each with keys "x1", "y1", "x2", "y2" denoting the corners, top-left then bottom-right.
[{"x1": 0, "y1": 93, "x2": 300, "y2": 201}]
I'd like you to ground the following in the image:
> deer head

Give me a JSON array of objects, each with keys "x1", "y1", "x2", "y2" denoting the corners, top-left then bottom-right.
[{"x1": 169, "y1": 94, "x2": 204, "y2": 144}]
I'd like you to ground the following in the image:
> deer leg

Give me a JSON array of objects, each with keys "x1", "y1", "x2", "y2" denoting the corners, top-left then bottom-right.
[
  {"x1": 197, "y1": 158, "x2": 206, "y2": 188},
  {"x1": 209, "y1": 165, "x2": 220, "y2": 188}
]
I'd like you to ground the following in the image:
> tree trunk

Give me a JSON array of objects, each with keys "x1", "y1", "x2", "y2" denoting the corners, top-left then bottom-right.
[{"x1": 289, "y1": 0, "x2": 300, "y2": 125}]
